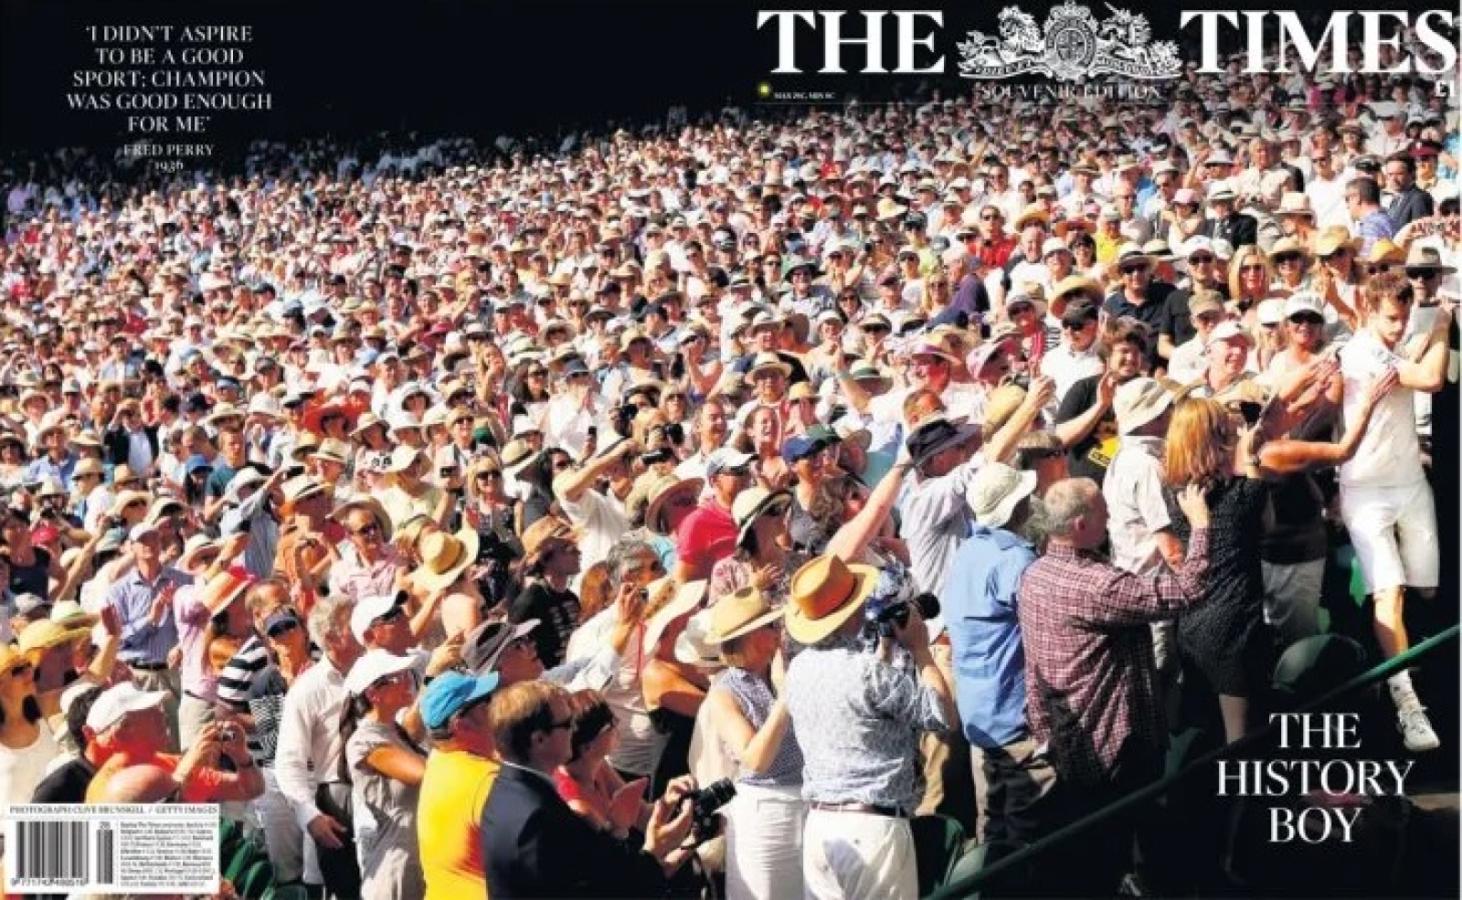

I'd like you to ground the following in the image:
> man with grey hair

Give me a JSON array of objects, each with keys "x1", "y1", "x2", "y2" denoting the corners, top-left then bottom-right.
[
  {"x1": 274, "y1": 592, "x2": 363, "y2": 899},
  {"x1": 565, "y1": 538, "x2": 669, "y2": 782},
  {"x1": 1016, "y1": 477, "x2": 1212, "y2": 895}
]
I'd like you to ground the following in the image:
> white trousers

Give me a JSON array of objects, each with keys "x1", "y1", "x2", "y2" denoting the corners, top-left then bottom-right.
[
  {"x1": 725, "y1": 783, "x2": 806, "y2": 900},
  {"x1": 252, "y1": 767, "x2": 315, "y2": 884},
  {"x1": 803, "y1": 808, "x2": 917, "y2": 900}
]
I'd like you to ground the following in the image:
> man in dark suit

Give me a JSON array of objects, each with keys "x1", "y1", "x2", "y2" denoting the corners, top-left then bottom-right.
[
  {"x1": 1383, "y1": 153, "x2": 1434, "y2": 229},
  {"x1": 1198, "y1": 183, "x2": 1258, "y2": 249},
  {"x1": 103, "y1": 399, "x2": 160, "y2": 473},
  {"x1": 481, "y1": 681, "x2": 699, "y2": 898}
]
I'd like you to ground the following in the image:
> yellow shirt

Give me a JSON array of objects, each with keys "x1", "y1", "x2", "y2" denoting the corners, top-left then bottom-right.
[{"x1": 418, "y1": 748, "x2": 499, "y2": 900}]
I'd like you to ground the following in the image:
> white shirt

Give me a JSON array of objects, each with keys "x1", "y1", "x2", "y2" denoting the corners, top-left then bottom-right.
[
  {"x1": 274, "y1": 656, "x2": 349, "y2": 831},
  {"x1": 566, "y1": 605, "x2": 663, "y2": 776},
  {"x1": 1103, "y1": 436, "x2": 1172, "y2": 576},
  {"x1": 1306, "y1": 172, "x2": 1351, "y2": 229},
  {"x1": 1339, "y1": 329, "x2": 1423, "y2": 489},
  {"x1": 556, "y1": 486, "x2": 629, "y2": 574},
  {"x1": 1040, "y1": 341, "x2": 1104, "y2": 404}
]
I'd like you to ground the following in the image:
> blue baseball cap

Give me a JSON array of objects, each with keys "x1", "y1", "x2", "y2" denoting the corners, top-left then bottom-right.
[
  {"x1": 780, "y1": 434, "x2": 826, "y2": 464},
  {"x1": 420, "y1": 671, "x2": 501, "y2": 730}
]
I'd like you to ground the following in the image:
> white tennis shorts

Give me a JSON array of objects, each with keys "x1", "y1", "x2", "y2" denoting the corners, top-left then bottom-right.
[{"x1": 1340, "y1": 479, "x2": 1440, "y2": 594}]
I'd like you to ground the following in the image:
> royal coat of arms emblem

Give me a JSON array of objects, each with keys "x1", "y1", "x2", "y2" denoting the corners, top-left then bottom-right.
[{"x1": 957, "y1": 2, "x2": 1182, "y2": 82}]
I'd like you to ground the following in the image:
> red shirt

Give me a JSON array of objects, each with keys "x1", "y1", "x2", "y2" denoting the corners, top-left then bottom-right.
[{"x1": 675, "y1": 499, "x2": 737, "y2": 580}]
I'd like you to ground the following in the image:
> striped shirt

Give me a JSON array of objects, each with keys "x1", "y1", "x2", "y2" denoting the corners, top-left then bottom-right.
[{"x1": 217, "y1": 635, "x2": 273, "y2": 764}]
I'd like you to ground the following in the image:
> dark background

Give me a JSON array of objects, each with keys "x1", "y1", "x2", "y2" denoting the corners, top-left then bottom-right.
[{"x1": 2, "y1": 0, "x2": 1416, "y2": 156}]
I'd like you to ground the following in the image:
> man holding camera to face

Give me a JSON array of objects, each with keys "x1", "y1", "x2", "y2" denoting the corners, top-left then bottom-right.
[{"x1": 783, "y1": 553, "x2": 956, "y2": 900}]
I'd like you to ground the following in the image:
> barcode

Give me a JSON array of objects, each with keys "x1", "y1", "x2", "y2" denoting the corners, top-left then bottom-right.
[
  {"x1": 96, "y1": 823, "x2": 115, "y2": 885},
  {"x1": 14, "y1": 820, "x2": 88, "y2": 885}
]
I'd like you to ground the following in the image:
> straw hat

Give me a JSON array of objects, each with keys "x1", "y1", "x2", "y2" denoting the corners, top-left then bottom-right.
[
  {"x1": 1364, "y1": 240, "x2": 1406, "y2": 266},
  {"x1": 18, "y1": 618, "x2": 93, "y2": 656},
  {"x1": 732, "y1": 487, "x2": 791, "y2": 549},
  {"x1": 1312, "y1": 226, "x2": 1359, "y2": 258},
  {"x1": 198, "y1": 567, "x2": 256, "y2": 616},
  {"x1": 645, "y1": 476, "x2": 703, "y2": 536},
  {"x1": 329, "y1": 496, "x2": 394, "y2": 541},
  {"x1": 705, "y1": 586, "x2": 784, "y2": 645},
  {"x1": 1114, "y1": 377, "x2": 1175, "y2": 435},
  {"x1": 965, "y1": 462, "x2": 1038, "y2": 528},
  {"x1": 520, "y1": 515, "x2": 574, "y2": 566},
  {"x1": 785, "y1": 554, "x2": 880, "y2": 645},
  {"x1": 641, "y1": 578, "x2": 709, "y2": 656},
  {"x1": 412, "y1": 527, "x2": 480, "y2": 592}
]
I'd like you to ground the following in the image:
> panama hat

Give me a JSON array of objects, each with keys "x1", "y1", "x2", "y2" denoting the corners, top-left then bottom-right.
[
  {"x1": 785, "y1": 554, "x2": 880, "y2": 645},
  {"x1": 1313, "y1": 226, "x2": 1359, "y2": 258},
  {"x1": 412, "y1": 527, "x2": 480, "y2": 592},
  {"x1": 705, "y1": 586, "x2": 784, "y2": 645},
  {"x1": 644, "y1": 476, "x2": 703, "y2": 536},
  {"x1": 746, "y1": 352, "x2": 792, "y2": 379},
  {"x1": 1403, "y1": 244, "x2": 1456, "y2": 274},
  {"x1": 732, "y1": 487, "x2": 791, "y2": 549},
  {"x1": 1114, "y1": 377, "x2": 1174, "y2": 435},
  {"x1": 18, "y1": 618, "x2": 93, "y2": 656},
  {"x1": 520, "y1": 515, "x2": 575, "y2": 566},
  {"x1": 198, "y1": 566, "x2": 256, "y2": 616},
  {"x1": 965, "y1": 462, "x2": 1038, "y2": 528},
  {"x1": 330, "y1": 495, "x2": 394, "y2": 542}
]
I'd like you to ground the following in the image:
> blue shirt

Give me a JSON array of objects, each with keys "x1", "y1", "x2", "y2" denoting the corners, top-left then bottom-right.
[
  {"x1": 106, "y1": 565, "x2": 189, "y2": 666},
  {"x1": 25, "y1": 454, "x2": 77, "y2": 491},
  {"x1": 943, "y1": 524, "x2": 1036, "y2": 748},
  {"x1": 785, "y1": 636, "x2": 948, "y2": 812}
]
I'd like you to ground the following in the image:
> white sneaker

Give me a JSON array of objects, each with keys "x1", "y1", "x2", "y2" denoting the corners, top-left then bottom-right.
[{"x1": 1398, "y1": 706, "x2": 1440, "y2": 752}]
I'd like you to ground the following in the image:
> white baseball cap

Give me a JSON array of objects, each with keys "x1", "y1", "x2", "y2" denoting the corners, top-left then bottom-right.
[
  {"x1": 86, "y1": 681, "x2": 169, "y2": 732},
  {"x1": 344, "y1": 649, "x2": 418, "y2": 697},
  {"x1": 351, "y1": 592, "x2": 405, "y2": 646}
]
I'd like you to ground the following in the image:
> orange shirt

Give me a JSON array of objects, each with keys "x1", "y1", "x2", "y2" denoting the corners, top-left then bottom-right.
[{"x1": 85, "y1": 752, "x2": 225, "y2": 804}]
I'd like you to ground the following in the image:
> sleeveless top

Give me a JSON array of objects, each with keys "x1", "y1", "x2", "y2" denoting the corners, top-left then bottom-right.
[{"x1": 715, "y1": 667, "x2": 803, "y2": 789}]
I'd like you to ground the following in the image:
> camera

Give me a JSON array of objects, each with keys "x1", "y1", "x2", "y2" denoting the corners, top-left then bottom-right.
[
  {"x1": 868, "y1": 591, "x2": 941, "y2": 639},
  {"x1": 684, "y1": 778, "x2": 736, "y2": 840}
]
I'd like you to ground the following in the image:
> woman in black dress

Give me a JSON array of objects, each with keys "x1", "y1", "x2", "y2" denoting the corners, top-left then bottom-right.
[
  {"x1": 1164, "y1": 380, "x2": 1396, "y2": 743},
  {"x1": 1164, "y1": 397, "x2": 1274, "y2": 744}
]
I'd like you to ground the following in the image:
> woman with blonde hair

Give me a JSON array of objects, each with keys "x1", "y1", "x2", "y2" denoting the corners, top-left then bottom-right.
[
  {"x1": 1227, "y1": 245, "x2": 1273, "y2": 324},
  {"x1": 1163, "y1": 381, "x2": 1397, "y2": 743}
]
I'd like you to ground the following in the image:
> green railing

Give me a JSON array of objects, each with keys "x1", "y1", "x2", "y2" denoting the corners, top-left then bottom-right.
[{"x1": 929, "y1": 624, "x2": 1460, "y2": 899}]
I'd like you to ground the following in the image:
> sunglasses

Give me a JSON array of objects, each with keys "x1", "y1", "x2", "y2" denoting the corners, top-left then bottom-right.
[
  {"x1": 1062, "y1": 319, "x2": 1094, "y2": 331},
  {"x1": 1366, "y1": 264, "x2": 1393, "y2": 275},
  {"x1": 476, "y1": 470, "x2": 503, "y2": 481},
  {"x1": 544, "y1": 715, "x2": 574, "y2": 732},
  {"x1": 6, "y1": 662, "x2": 33, "y2": 678},
  {"x1": 1240, "y1": 264, "x2": 1267, "y2": 273},
  {"x1": 980, "y1": 214, "x2": 1000, "y2": 221},
  {"x1": 1119, "y1": 265, "x2": 1149, "y2": 275},
  {"x1": 352, "y1": 522, "x2": 382, "y2": 538},
  {"x1": 266, "y1": 618, "x2": 300, "y2": 638},
  {"x1": 1274, "y1": 253, "x2": 1303, "y2": 264},
  {"x1": 1406, "y1": 269, "x2": 1439, "y2": 280},
  {"x1": 1289, "y1": 315, "x2": 1323, "y2": 326}
]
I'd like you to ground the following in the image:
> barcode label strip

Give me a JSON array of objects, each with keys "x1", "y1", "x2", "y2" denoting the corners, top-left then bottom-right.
[
  {"x1": 15, "y1": 820, "x2": 88, "y2": 884},
  {"x1": 96, "y1": 824, "x2": 115, "y2": 885},
  {"x1": 5, "y1": 804, "x2": 219, "y2": 894}
]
